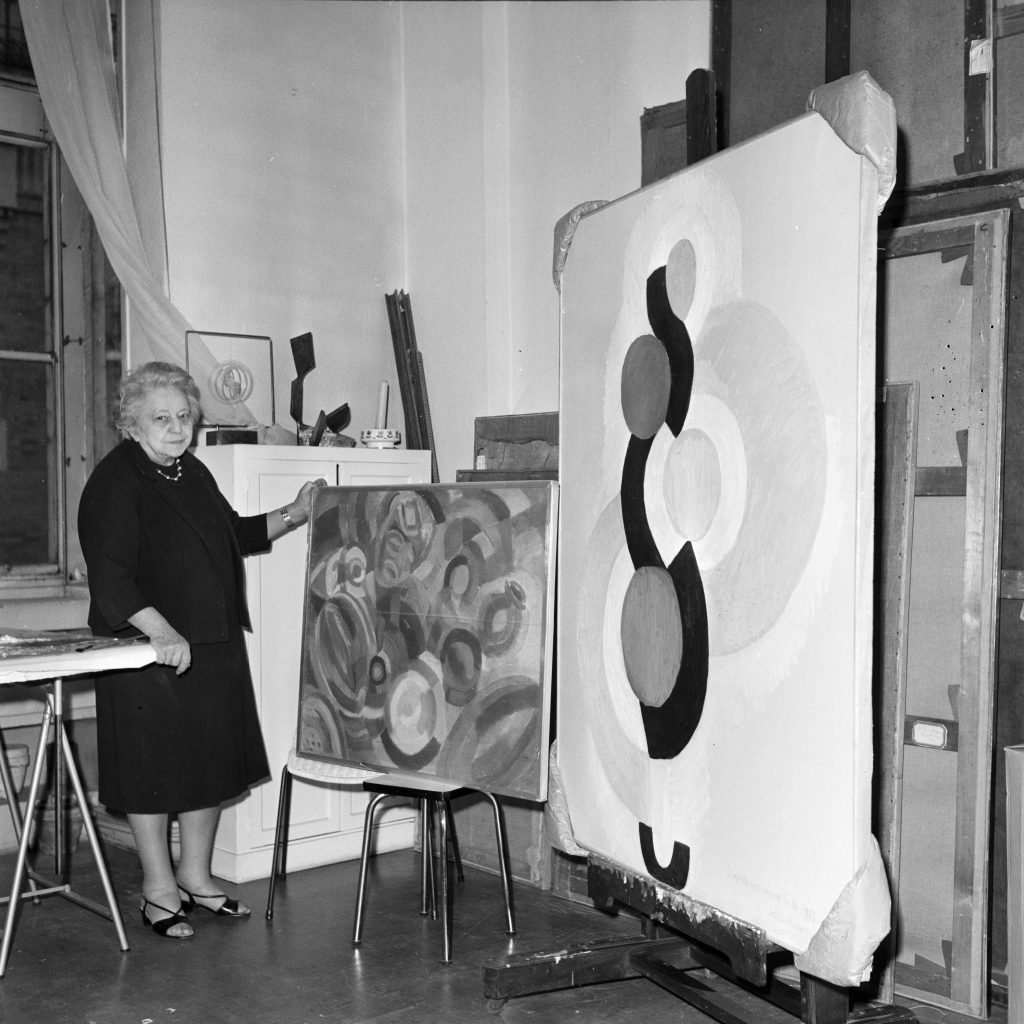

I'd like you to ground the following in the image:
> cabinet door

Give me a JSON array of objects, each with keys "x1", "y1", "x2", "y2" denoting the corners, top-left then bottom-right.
[
  {"x1": 245, "y1": 457, "x2": 341, "y2": 851},
  {"x1": 335, "y1": 452, "x2": 431, "y2": 488}
]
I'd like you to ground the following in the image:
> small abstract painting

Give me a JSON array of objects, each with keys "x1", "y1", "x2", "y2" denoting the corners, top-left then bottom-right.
[
  {"x1": 557, "y1": 110, "x2": 888, "y2": 970},
  {"x1": 296, "y1": 482, "x2": 558, "y2": 801}
]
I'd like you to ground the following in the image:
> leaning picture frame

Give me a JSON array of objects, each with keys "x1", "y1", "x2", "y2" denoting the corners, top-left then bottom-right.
[{"x1": 185, "y1": 330, "x2": 275, "y2": 426}]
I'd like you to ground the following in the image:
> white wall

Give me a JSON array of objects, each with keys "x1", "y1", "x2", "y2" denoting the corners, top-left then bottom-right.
[
  {"x1": 155, "y1": 0, "x2": 710, "y2": 480},
  {"x1": 507, "y1": 0, "x2": 710, "y2": 412},
  {"x1": 404, "y1": 0, "x2": 710, "y2": 477},
  {"x1": 158, "y1": 0, "x2": 406, "y2": 439}
]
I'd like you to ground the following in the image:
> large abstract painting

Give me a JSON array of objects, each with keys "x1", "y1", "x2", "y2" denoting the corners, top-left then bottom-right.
[
  {"x1": 297, "y1": 483, "x2": 558, "y2": 801},
  {"x1": 557, "y1": 112, "x2": 888, "y2": 976}
]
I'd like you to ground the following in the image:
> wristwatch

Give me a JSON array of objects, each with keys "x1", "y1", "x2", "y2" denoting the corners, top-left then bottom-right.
[{"x1": 281, "y1": 507, "x2": 296, "y2": 530}]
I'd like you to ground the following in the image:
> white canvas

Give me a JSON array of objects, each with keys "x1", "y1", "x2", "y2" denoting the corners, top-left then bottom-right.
[{"x1": 557, "y1": 112, "x2": 881, "y2": 960}]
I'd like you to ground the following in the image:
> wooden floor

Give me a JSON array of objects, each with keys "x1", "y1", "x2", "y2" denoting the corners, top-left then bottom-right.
[{"x1": 0, "y1": 838, "x2": 1008, "y2": 1024}]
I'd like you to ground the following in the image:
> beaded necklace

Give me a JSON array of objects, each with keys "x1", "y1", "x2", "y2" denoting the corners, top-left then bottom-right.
[{"x1": 154, "y1": 458, "x2": 183, "y2": 483}]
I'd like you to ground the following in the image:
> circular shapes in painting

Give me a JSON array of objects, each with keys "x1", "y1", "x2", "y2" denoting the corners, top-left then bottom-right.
[
  {"x1": 342, "y1": 547, "x2": 368, "y2": 591},
  {"x1": 621, "y1": 335, "x2": 672, "y2": 440},
  {"x1": 371, "y1": 492, "x2": 440, "y2": 586},
  {"x1": 299, "y1": 692, "x2": 344, "y2": 759},
  {"x1": 438, "y1": 676, "x2": 540, "y2": 791},
  {"x1": 666, "y1": 237, "x2": 697, "y2": 322},
  {"x1": 379, "y1": 578, "x2": 431, "y2": 665},
  {"x1": 368, "y1": 629, "x2": 410, "y2": 689},
  {"x1": 380, "y1": 657, "x2": 445, "y2": 771},
  {"x1": 439, "y1": 628, "x2": 483, "y2": 707},
  {"x1": 478, "y1": 578, "x2": 528, "y2": 658},
  {"x1": 308, "y1": 546, "x2": 369, "y2": 601},
  {"x1": 615, "y1": 262, "x2": 708, "y2": 765},
  {"x1": 626, "y1": 167, "x2": 743, "y2": 350},
  {"x1": 575, "y1": 497, "x2": 649, "y2": 810},
  {"x1": 670, "y1": 300, "x2": 827, "y2": 653},
  {"x1": 650, "y1": 394, "x2": 744, "y2": 570},
  {"x1": 312, "y1": 593, "x2": 378, "y2": 719},
  {"x1": 441, "y1": 549, "x2": 482, "y2": 607},
  {"x1": 620, "y1": 565, "x2": 683, "y2": 708},
  {"x1": 376, "y1": 526, "x2": 416, "y2": 587},
  {"x1": 663, "y1": 426, "x2": 722, "y2": 544}
]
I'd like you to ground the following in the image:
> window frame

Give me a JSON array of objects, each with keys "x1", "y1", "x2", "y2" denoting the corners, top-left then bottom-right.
[{"x1": 0, "y1": 80, "x2": 94, "y2": 595}]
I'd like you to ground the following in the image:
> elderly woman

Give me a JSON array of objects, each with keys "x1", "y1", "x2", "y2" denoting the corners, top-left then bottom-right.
[{"x1": 78, "y1": 361, "x2": 323, "y2": 939}]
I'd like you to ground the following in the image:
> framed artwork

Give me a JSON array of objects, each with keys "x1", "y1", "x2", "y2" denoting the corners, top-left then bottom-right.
[
  {"x1": 556, "y1": 111, "x2": 888, "y2": 980},
  {"x1": 185, "y1": 330, "x2": 274, "y2": 426},
  {"x1": 296, "y1": 482, "x2": 558, "y2": 802}
]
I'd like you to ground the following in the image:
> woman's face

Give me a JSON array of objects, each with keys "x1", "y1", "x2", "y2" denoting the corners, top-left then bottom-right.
[{"x1": 130, "y1": 387, "x2": 194, "y2": 466}]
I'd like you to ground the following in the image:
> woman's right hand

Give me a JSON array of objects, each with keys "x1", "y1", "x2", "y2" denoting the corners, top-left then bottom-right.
[{"x1": 128, "y1": 607, "x2": 192, "y2": 675}]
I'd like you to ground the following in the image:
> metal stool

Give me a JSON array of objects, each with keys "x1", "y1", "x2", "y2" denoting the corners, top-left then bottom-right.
[
  {"x1": 265, "y1": 750, "x2": 379, "y2": 921},
  {"x1": 353, "y1": 773, "x2": 516, "y2": 963}
]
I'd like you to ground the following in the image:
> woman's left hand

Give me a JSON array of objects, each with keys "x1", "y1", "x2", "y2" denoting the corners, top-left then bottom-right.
[
  {"x1": 269, "y1": 478, "x2": 327, "y2": 540},
  {"x1": 292, "y1": 477, "x2": 327, "y2": 520}
]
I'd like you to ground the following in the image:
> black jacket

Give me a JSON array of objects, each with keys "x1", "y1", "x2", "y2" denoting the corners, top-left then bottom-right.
[{"x1": 77, "y1": 440, "x2": 270, "y2": 643}]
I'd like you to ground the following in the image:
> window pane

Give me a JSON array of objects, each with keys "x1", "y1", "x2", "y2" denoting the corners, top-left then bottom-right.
[
  {"x1": 0, "y1": 138, "x2": 47, "y2": 352},
  {"x1": 0, "y1": 1, "x2": 31, "y2": 86},
  {"x1": 0, "y1": 127, "x2": 55, "y2": 573},
  {"x1": 0, "y1": 357, "x2": 57, "y2": 567}
]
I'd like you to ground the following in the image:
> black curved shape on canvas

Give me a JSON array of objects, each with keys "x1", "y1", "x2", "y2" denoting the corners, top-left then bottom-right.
[
  {"x1": 613, "y1": 264, "x2": 710, "y2": 893},
  {"x1": 638, "y1": 541, "x2": 709, "y2": 760},
  {"x1": 620, "y1": 434, "x2": 661, "y2": 570},
  {"x1": 638, "y1": 821, "x2": 690, "y2": 889},
  {"x1": 411, "y1": 488, "x2": 448, "y2": 525},
  {"x1": 381, "y1": 730, "x2": 440, "y2": 772},
  {"x1": 645, "y1": 267, "x2": 694, "y2": 436}
]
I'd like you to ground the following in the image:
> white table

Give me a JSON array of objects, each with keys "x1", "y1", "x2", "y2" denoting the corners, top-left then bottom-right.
[{"x1": 0, "y1": 637, "x2": 156, "y2": 976}]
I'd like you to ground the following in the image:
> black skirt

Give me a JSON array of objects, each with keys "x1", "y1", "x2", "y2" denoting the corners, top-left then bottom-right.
[{"x1": 95, "y1": 630, "x2": 270, "y2": 814}]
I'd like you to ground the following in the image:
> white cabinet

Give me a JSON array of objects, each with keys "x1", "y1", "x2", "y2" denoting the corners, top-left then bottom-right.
[{"x1": 196, "y1": 445, "x2": 432, "y2": 882}]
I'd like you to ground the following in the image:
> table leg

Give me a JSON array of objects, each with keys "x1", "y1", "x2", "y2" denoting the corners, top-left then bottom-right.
[
  {"x1": 0, "y1": 733, "x2": 38, "y2": 900},
  {"x1": 0, "y1": 741, "x2": 19, "y2": 821},
  {"x1": 53, "y1": 682, "x2": 64, "y2": 877},
  {"x1": 57, "y1": 718, "x2": 128, "y2": 951},
  {"x1": 0, "y1": 700, "x2": 53, "y2": 977}
]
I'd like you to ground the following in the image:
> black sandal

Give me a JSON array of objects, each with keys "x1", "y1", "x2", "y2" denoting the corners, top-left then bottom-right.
[
  {"x1": 177, "y1": 885, "x2": 251, "y2": 918},
  {"x1": 140, "y1": 896, "x2": 193, "y2": 939}
]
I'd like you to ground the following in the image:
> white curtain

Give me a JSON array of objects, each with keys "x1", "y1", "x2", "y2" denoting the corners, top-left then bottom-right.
[{"x1": 20, "y1": 0, "x2": 249, "y2": 424}]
